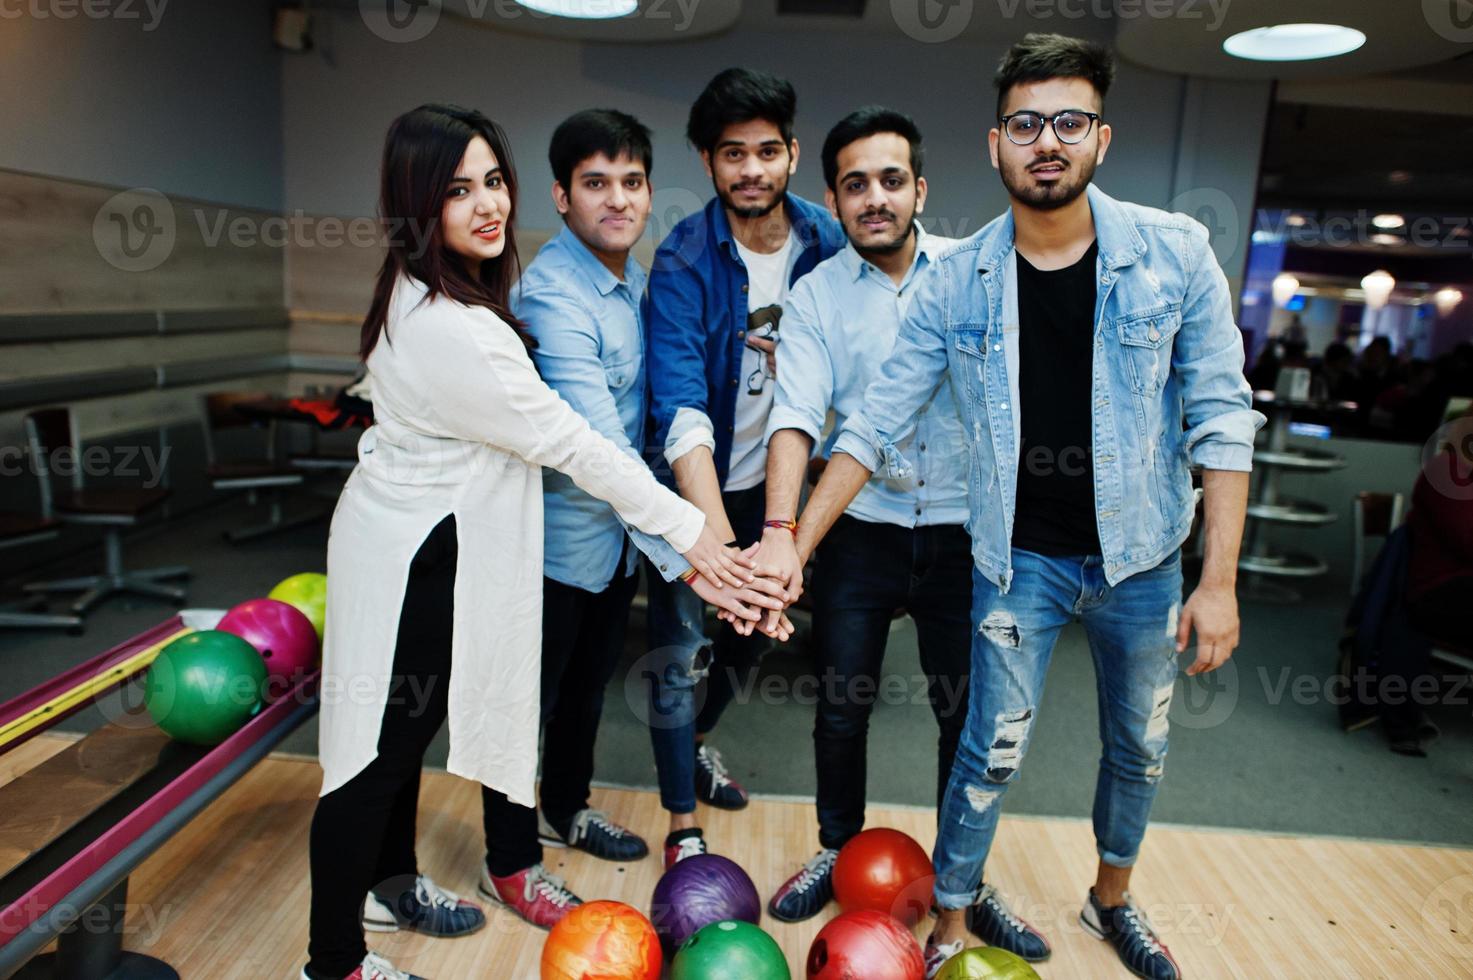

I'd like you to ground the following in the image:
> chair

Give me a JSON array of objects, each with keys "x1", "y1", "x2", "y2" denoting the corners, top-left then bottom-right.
[
  {"x1": 0, "y1": 511, "x2": 82, "y2": 632},
  {"x1": 200, "y1": 392, "x2": 313, "y2": 542},
  {"x1": 1350, "y1": 491, "x2": 1405, "y2": 596},
  {"x1": 22, "y1": 408, "x2": 188, "y2": 615}
]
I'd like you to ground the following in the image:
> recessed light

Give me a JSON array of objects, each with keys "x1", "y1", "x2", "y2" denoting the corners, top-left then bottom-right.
[
  {"x1": 1370, "y1": 233, "x2": 1404, "y2": 247},
  {"x1": 1388, "y1": 170, "x2": 1413, "y2": 185},
  {"x1": 1372, "y1": 213, "x2": 1405, "y2": 230},
  {"x1": 514, "y1": 0, "x2": 638, "y2": 18},
  {"x1": 1285, "y1": 214, "x2": 1308, "y2": 227},
  {"x1": 1223, "y1": 23, "x2": 1366, "y2": 62}
]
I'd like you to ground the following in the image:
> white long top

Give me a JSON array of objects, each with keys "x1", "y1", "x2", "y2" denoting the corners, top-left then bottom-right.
[{"x1": 318, "y1": 274, "x2": 704, "y2": 805}]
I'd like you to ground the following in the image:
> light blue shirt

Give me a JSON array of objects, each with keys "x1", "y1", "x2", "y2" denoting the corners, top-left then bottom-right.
[
  {"x1": 516, "y1": 226, "x2": 687, "y2": 592},
  {"x1": 766, "y1": 228, "x2": 968, "y2": 527}
]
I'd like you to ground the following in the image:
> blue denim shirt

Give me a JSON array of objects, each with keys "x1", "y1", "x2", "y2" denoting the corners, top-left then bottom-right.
[
  {"x1": 833, "y1": 185, "x2": 1265, "y2": 592},
  {"x1": 646, "y1": 192, "x2": 846, "y2": 486},
  {"x1": 765, "y1": 227, "x2": 969, "y2": 528},
  {"x1": 516, "y1": 226, "x2": 687, "y2": 592}
]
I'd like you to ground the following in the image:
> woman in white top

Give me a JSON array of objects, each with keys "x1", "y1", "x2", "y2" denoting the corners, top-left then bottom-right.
[{"x1": 302, "y1": 104, "x2": 785, "y2": 980}]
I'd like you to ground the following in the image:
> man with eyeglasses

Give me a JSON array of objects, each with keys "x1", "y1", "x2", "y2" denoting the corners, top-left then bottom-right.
[
  {"x1": 643, "y1": 68, "x2": 844, "y2": 868},
  {"x1": 761, "y1": 35, "x2": 1262, "y2": 979}
]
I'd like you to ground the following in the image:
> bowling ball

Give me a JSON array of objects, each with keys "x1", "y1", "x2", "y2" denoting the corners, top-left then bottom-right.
[
  {"x1": 144, "y1": 631, "x2": 267, "y2": 745},
  {"x1": 651, "y1": 855, "x2": 761, "y2": 957},
  {"x1": 807, "y1": 909, "x2": 923, "y2": 980},
  {"x1": 216, "y1": 598, "x2": 319, "y2": 687},
  {"x1": 934, "y1": 946, "x2": 1041, "y2": 979},
  {"x1": 832, "y1": 827, "x2": 934, "y2": 926},
  {"x1": 671, "y1": 920, "x2": 789, "y2": 980},
  {"x1": 541, "y1": 900, "x2": 661, "y2": 980},
  {"x1": 267, "y1": 572, "x2": 327, "y2": 638}
]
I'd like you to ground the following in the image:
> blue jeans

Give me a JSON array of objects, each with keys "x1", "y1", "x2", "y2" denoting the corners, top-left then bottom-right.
[
  {"x1": 932, "y1": 548, "x2": 1183, "y2": 910},
  {"x1": 811, "y1": 515, "x2": 971, "y2": 850},
  {"x1": 644, "y1": 484, "x2": 770, "y2": 814}
]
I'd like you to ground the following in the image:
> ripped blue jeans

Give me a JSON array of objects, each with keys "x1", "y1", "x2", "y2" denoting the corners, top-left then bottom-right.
[{"x1": 933, "y1": 548, "x2": 1183, "y2": 909}]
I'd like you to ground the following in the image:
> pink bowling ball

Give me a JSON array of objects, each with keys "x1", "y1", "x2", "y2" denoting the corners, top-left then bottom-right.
[{"x1": 216, "y1": 598, "x2": 320, "y2": 688}]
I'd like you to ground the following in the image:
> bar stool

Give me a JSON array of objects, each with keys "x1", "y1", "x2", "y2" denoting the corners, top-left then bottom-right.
[{"x1": 0, "y1": 511, "x2": 83, "y2": 632}]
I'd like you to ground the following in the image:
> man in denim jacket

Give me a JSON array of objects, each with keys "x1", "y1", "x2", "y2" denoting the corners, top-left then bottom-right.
[{"x1": 764, "y1": 35, "x2": 1263, "y2": 979}]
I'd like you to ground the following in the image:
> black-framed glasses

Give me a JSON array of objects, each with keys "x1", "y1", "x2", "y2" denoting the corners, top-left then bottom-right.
[{"x1": 999, "y1": 110, "x2": 1100, "y2": 146}]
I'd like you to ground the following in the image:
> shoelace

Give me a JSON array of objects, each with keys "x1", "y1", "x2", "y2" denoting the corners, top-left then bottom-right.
[
  {"x1": 524, "y1": 865, "x2": 576, "y2": 908},
  {"x1": 672, "y1": 835, "x2": 706, "y2": 863},
  {"x1": 980, "y1": 885, "x2": 1030, "y2": 934},
  {"x1": 787, "y1": 850, "x2": 838, "y2": 895},
  {"x1": 697, "y1": 745, "x2": 733, "y2": 788},
  {"x1": 924, "y1": 937, "x2": 964, "y2": 970},
  {"x1": 362, "y1": 951, "x2": 412, "y2": 980},
  {"x1": 414, "y1": 875, "x2": 464, "y2": 910},
  {"x1": 571, "y1": 809, "x2": 628, "y2": 843},
  {"x1": 1120, "y1": 906, "x2": 1165, "y2": 956}
]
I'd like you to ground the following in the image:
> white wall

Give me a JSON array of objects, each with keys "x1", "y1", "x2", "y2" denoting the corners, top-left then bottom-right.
[{"x1": 281, "y1": 12, "x2": 1271, "y2": 287}]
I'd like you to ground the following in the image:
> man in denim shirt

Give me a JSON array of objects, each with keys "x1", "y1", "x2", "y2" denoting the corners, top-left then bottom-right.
[
  {"x1": 768, "y1": 37, "x2": 1263, "y2": 979},
  {"x1": 475, "y1": 110, "x2": 783, "y2": 931},
  {"x1": 759, "y1": 107, "x2": 972, "y2": 925},
  {"x1": 644, "y1": 68, "x2": 846, "y2": 867}
]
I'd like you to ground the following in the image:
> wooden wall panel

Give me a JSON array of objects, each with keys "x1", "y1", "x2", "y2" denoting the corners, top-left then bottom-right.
[{"x1": 0, "y1": 328, "x2": 288, "y2": 383}]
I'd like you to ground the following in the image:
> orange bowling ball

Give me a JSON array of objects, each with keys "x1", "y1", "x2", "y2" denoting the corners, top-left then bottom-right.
[
  {"x1": 832, "y1": 828, "x2": 934, "y2": 927},
  {"x1": 541, "y1": 901, "x2": 661, "y2": 980}
]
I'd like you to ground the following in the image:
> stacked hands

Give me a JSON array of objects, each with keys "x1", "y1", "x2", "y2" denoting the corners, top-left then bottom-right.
[{"x1": 678, "y1": 524, "x2": 799, "y2": 642}]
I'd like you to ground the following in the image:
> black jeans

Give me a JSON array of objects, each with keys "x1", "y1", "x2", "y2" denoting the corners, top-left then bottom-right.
[
  {"x1": 481, "y1": 566, "x2": 640, "y2": 876},
  {"x1": 810, "y1": 515, "x2": 973, "y2": 851},
  {"x1": 306, "y1": 515, "x2": 458, "y2": 980}
]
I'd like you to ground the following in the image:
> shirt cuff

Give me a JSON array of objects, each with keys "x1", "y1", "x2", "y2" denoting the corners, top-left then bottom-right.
[
  {"x1": 1187, "y1": 409, "x2": 1266, "y2": 473},
  {"x1": 665, "y1": 407, "x2": 717, "y2": 466},
  {"x1": 833, "y1": 414, "x2": 911, "y2": 479},
  {"x1": 764, "y1": 405, "x2": 823, "y2": 447}
]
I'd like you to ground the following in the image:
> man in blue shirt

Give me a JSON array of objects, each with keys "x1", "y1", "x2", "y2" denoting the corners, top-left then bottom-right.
[
  {"x1": 759, "y1": 107, "x2": 972, "y2": 924},
  {"x1": 474, "y1": 110, "x2": 784, "y2": 931},
  {"x1": 644, "y1": 68, "x2": 846, "y2": 868},
  {"x1": 762, "y1": 36, "x2": 1262, "y2": 979}
]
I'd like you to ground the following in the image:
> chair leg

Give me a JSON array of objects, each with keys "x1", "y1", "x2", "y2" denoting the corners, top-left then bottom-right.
[
  {"x1": 136, "y1": 565, "x2": 191, "y2": 581},
  {"x1": 121, "y1": 577, "x2": 188, "y2": 602},
  {"x1": 24, "y1": 574, "x2": 106, "y2": 594},
  {"x1": 30, "y1": 527, "x2": 189, "y2": 616},
  {"x1": 70, "y1": 586, "x2": 109, "y2": 615},
  {"x1": 0, "y1": 609, "x2": 83, "y2": 631}
]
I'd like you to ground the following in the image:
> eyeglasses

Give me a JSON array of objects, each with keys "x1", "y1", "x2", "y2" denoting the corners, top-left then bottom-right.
[{"x1": 999, "y1": 110, "x2": 1100, "y2": 146}]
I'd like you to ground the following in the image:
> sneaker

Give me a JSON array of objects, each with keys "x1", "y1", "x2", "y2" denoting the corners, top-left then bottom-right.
[
  {"x1": 694, "y1": 743, "x2": 749, "y2": 810},
  {"x1": 299, "y1": 951, "x2": 426, "y2": 980},
  {"x1": 539, "y1": 808, "x2": 649, "y2": 862},
  {"x1": 965, "y1": 883, "x2": 1051, "y2": 961},
  {"x1": 478, "y1": 862, "x2": 582, "y2": 930},
  {"x1": 362, "y1": 875, "x2": 484, "y2": 937},
  {"x1": 767, "y1": 848, "x2": 838, "y2": 922},
  {"x1": 663, "y1": 828, "x2": 707, "y2": 871},
  {"x1": 922, "y1": 934, "x2": 965, "y2": 979},
  {"x1": 1080, "y1": 889, "x2": 1181, "y2": 980}
]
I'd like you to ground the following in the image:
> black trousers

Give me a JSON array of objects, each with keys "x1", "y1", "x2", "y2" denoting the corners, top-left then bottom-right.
[
  {"x1": 481, "y1": 566, "x2": 641, "y2": 876},
  {"x1": 306, "y1": 515, "x2": 458, "y2": 980}
]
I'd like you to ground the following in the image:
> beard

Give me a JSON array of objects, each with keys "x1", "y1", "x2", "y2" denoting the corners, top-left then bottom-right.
[
  {"x1": 716, "y1": 169, "x2": 789, "y2": 219},
  {"x1": 847, "y1": 204, "x2": 916, "y2": 258},
  {"x1": 1000, "y1": 152, "x2": 1096, "y2": 211}
]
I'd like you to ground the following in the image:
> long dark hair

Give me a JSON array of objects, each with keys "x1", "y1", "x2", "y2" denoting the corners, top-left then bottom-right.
[{"x1": 360, "y1": 104, "x2": 530, "y2": 360}]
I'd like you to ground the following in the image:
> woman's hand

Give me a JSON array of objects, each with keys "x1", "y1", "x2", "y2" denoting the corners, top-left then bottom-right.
[
  {"x1": 681, "y1": 524, "x2": 755, "y2": 589},
  {"x1": 718, "y1": 602, "x2": 795, "y2": 642},
  {"x1": 687, "y1": 564, "x2": 788, "y2": 623}
]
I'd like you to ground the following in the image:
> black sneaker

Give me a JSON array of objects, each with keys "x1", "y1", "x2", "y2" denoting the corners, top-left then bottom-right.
[
  {"x1": 694, "y1": 743, "x2": 749, "y2": 810},
  {"x1": 539, "y1": 808, "x2": 649, "y2": 862},
  {"x1": 1080, "y1": 889, "x2": 1181, "y2": 980},
  {"x1": 965, "y1": 883, "x2": 1051, "y2": 961},
  {"x1": 767, "y1": 848, "x2": 838, "y2": 922}
]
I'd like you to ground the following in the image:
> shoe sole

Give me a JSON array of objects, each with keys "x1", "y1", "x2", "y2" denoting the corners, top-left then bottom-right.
[
  {"x1": 360, "y1": 915, "x2": 485, "y2": 938},
  {"x1": 538, "y1": 832, "x2": 649, "y2": 863},
  {"x1": 966, "y1": 917, "x2": 1052, "y2": 962},
  {"x1": 1078, "y1": 912, "x2": 1166, "y2": 980},
  {"x1": 700, "y1": 795, "x2": 749, "y2": 811},
  {"x1": 766, "y1": 899, "x2": 828, "y2": 923}
]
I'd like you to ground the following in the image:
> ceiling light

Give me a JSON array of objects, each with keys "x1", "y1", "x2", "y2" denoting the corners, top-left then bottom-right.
[
  {"x1": 1272, "y1": 273, "x2": 1300, "y2": 308},
  {"x1": 1435, "y1": 287, "x2": 1464, "y2": 317},
  {"x1": 1370, "y1": 233, "x2": 1404, "y2": 247},
  {"x1": 514, "y1": 0, "x2": 638, "y2": 18},
  {"x1": 1361, "y1": 270, "x2": 1396, "y2": 310},
  {"x1": 1372, "y1": 213, "x2": 1405, "y2": 230},
  {"x1": 1285, "y1": 214, "x2": 1308, "y2": 227},
  {"x1": 1223, "y1": 23, "x2": 1366, "y2": 62}
]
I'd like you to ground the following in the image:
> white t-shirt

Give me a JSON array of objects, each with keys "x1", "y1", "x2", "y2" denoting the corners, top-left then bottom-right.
[{"x1": 728, "y1": 231, "x2": 798, "y2": 491}]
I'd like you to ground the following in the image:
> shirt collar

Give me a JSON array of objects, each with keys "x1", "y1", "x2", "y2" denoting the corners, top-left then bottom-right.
[
  {"x1": 842, "y1": 222, "x2": 937, "y2": 284},
  {"x1": 551, "y1": 224, "x2": 642, "y2": 297}
]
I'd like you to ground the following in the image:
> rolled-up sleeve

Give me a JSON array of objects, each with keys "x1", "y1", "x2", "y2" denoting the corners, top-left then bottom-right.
[
  {"x1": 1174, "y1": 223, "x2": 1266, "y2": 472},
  {"x1": 646, "y1": 237, "x2": 713, "y2": 456},
  {"x1": 832, "y1": 262, "x2": 950, "y2": 477},
  {"x1": 764, "y1": 277, "x2": 831, "y2": 447}
]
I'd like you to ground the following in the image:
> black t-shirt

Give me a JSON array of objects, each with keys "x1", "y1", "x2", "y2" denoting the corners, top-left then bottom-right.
[{"x1": 1011, "y1": 240, "x2": 1101, "y2": 557}]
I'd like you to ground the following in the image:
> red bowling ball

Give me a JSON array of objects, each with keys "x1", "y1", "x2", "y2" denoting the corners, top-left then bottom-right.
[
  {"x1": 832, "y1": 828, "x2": 934, "y2": 926},
  {"x1": 806, "y1": 909, "x2": 924, "y2": 980},
  {"x1": 216, "y1": 598, "x2": 320, "y2": 688}
]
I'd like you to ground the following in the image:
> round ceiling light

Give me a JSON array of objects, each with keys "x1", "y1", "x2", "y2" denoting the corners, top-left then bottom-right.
[
  {"x1": 1223, "y1": 23, "x2": 1367, "y2": 62},
  {"x1": 515, "y1": 0, "x2": 638, "y2": 18}
]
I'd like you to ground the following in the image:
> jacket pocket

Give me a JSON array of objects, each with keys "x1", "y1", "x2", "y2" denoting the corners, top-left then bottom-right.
[
  {"x1": 1115, "y1": 305, "x2": 1181, "y2": 395},
  {"x1": 951, "y1": 326, "x2": 988, "y2": 396}
]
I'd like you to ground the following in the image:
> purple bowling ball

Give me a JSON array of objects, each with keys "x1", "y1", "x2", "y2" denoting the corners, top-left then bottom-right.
[
  {"x1": 650, "y1": 855, "x2": 761, "y2": 958},
  {"x1": 216, "y1": 598, "x2": 320, "y2": 689}
]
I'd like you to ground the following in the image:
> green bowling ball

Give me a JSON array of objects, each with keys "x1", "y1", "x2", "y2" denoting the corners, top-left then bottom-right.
[
  {"x1": 144, "y1": 630, "x2": 268, "y2": 745},
  {"x1": 934, "y1": 946, "x2": 1041, "y2": 979},
  {"x1": 670, "y1": 920, "x2": 790, "y2": 980},
  {"x1": 268, "y1": 572, "x2": 327, "y2": 638}
]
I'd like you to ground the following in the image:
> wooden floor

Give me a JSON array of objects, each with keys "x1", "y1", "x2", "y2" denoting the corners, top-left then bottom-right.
[{"x1": 6, "y1": 733, "x2": 1473, "y2": 978}]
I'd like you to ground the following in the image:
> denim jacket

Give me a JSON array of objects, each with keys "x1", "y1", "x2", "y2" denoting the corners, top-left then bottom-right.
[
  {"x1": 645, "y1": 192, "x2": 846, "y2": 485},
  {"x1": 832, "y1": 184, "x2": 1265, "y2": 592}
]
